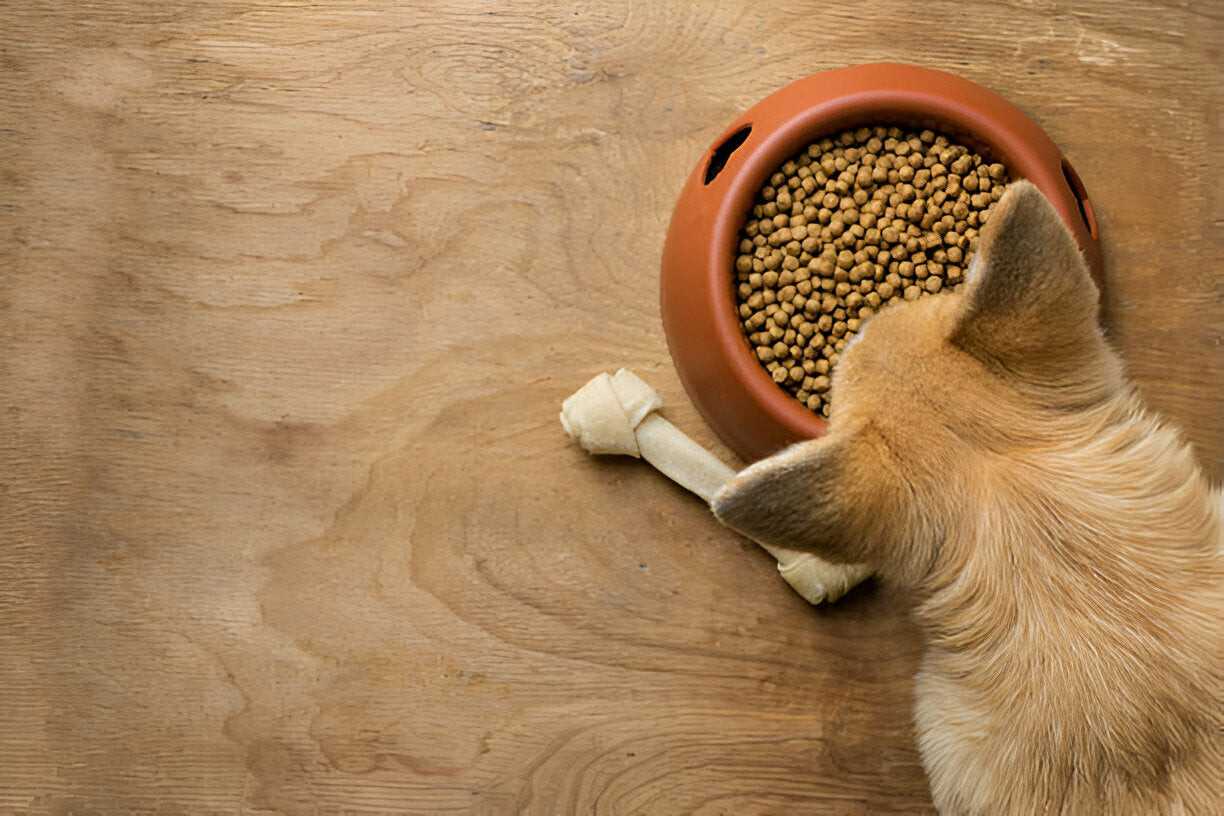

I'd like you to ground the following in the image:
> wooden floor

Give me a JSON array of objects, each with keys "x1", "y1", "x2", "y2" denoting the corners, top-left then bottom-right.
[{"x1": 3, "y1": 2, "x2": 1220, "y2": 813}]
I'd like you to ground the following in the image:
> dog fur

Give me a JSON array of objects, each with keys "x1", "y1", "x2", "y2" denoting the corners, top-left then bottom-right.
[{"x1": 712, "y1": 181, "x2": 1222, "y2": 814}]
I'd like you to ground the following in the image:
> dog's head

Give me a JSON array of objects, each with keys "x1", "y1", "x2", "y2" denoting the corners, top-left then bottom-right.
[{"x1": 712, "y1": 181, "x2": 1116, "y2": 585}]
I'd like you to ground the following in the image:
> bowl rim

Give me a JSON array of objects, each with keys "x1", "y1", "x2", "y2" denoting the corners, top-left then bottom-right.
[{"x1": 661, "y1": 62, "x2": 1104, "y2": 462}]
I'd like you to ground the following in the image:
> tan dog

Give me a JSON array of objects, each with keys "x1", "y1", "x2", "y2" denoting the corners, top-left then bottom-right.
[{"x1": 712, "y1": 181, "x2": 1221, "y2": 814}]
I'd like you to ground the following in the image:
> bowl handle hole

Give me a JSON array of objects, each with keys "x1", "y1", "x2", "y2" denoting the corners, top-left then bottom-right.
[
  {"x1": 1060, "y1": 158, "x2": 1097, "y2": 240},
  {"x1": 704, "y1": 126, "x2": 752, "y2": 185}
]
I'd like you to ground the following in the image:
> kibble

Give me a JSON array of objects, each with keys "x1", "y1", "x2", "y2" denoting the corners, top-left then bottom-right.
[{"x1": 733, "y1": 124, "x2": 1009, "y2": 417}]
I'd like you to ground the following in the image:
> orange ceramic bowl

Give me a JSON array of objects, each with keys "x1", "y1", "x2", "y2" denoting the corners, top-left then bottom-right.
[{"x1": 660, "y1": 63, "x2": 1103, "y2": 463}]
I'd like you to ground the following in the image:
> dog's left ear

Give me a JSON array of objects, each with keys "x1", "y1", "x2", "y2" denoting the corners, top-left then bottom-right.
[
  {"x1": 711, "y1": 425, "x2": 910, "y2": 570},
  {"x1": 950, "y1": 181, "x2": 1100, "y2": 374}
]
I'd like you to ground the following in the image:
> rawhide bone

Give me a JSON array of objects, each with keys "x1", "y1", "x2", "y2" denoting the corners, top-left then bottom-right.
[{"x1": 560, "y1": 368, "x2": 869, "y2": 604}]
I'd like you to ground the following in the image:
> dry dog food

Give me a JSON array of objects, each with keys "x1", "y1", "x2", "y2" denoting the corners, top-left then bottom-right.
[{"x1": 734, "y1": 125, "x2": 1009, "y2": 417}]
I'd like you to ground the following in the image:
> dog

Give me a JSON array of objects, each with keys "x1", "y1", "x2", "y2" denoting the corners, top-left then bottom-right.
[{"x1": 712, "y1": 181, "x2": 1221, "y2": 814}]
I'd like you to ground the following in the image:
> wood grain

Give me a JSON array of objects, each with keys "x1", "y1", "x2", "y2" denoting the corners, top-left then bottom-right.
[{"x1": 2, "y1": 1, "x2": 1219, "y2": 813}]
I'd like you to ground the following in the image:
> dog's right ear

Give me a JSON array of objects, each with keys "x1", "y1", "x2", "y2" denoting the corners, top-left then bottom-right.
[
  {"x1": 711, "y1": 423, "x2": 916, "y2": 574},
  {"x1": 950, "y1": 181, "x2": 1100, "y2": 377}
]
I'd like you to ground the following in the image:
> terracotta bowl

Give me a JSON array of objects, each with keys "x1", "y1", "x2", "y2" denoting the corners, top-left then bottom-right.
[{"x1": 660, "y1": 62, "x2": 1103, "y2": 463}]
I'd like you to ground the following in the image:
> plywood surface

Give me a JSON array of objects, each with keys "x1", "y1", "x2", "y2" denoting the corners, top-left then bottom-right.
[{"x1": 2, "y1": 2, "x2": 1220, "y2": 813}]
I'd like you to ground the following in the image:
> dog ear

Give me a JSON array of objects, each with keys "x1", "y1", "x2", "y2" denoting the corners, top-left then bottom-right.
[
  {"x1": 711, "y1": 425, "x2": 910, "y2": 570},
  {"x1": 950, "y1": 181, "x2": 1099, "y2": 375}
]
